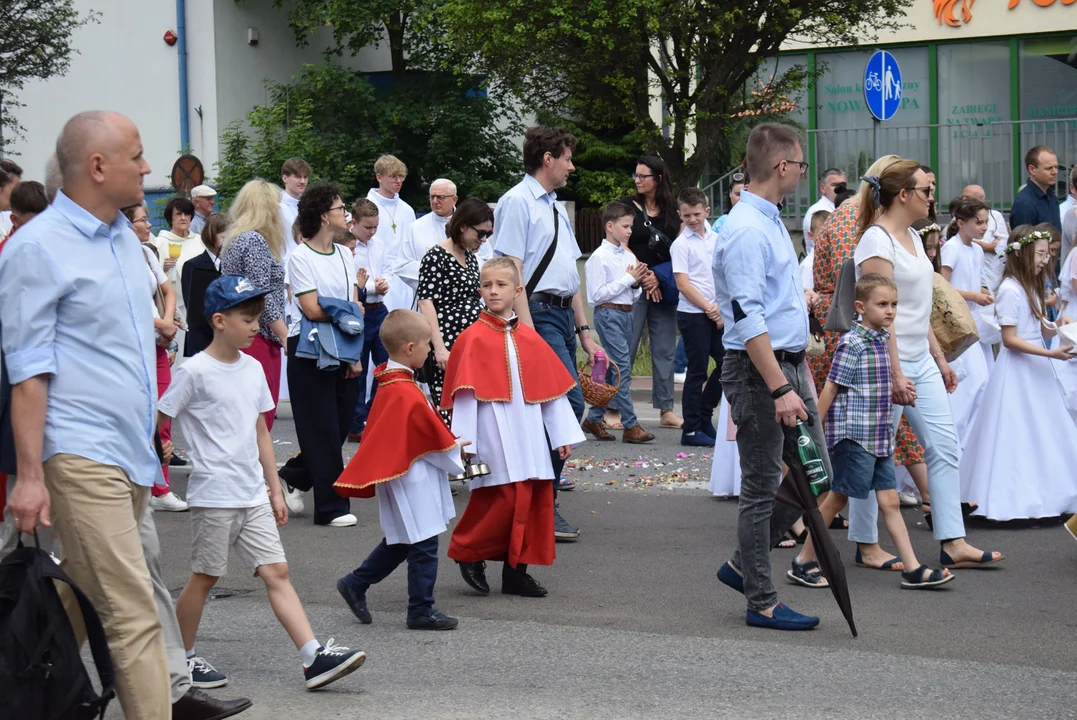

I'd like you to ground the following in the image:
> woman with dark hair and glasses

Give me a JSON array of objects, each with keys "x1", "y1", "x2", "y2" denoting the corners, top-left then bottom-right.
[
  {"x1": 619, "y1": 155, "x2": 684, "y2": 431},
  {"x1": 417, "y1": 196, "x2": 493, "y2": 421}
]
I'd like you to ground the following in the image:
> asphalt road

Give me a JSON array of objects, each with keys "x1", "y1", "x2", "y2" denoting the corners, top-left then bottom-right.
[{"x1": 132, "y1": 400, "x2": 1077, "y2": 719}]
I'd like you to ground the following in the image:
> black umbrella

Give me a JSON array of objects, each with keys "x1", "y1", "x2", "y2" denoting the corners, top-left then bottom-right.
[{"x1": 777, "y1": 455, "x2": 858, "y2": 638}]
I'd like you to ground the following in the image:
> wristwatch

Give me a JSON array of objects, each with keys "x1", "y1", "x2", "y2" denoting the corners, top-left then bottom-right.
[{"x1": 575, "y1": 325, "x2": 591, "y2": 335}]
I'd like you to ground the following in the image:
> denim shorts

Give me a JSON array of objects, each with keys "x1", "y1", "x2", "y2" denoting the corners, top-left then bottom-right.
[{"x1": 828, "y1": 439, "x2": 896, "y2": 500}]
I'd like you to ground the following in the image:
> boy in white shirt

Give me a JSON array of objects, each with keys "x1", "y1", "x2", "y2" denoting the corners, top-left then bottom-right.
[
  {"x1": 348, "y1": 198, "x2": 390, "y2": 441},
  {"x1": 162, "y1": 274, "x2": 367, "y2": 691},
  {"x1": 365, "y1": 154, "x2": 415, "y2": 312},
  {"x1": 800, "y1": 210, "x2": 831, "y2": 291},
  {"x1": 581, "y1": 201, "x2": 655, "y2": 444},
  {"x1": 671, "y1": 187, "x2": 725, "y2": 447}
]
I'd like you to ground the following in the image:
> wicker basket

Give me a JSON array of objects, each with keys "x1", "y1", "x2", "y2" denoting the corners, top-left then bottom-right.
[{"x1": 579, "y1": 359, "x2": 621, "y2": 407}]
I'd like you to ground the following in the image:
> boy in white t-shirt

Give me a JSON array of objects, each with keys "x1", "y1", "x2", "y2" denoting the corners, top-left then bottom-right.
[
  {"x1": 161, "y1": 274, "x2": 367, "y2": 691},
  {"x1": 671, "y1": 187, "x2": 725, "y2": 447}
]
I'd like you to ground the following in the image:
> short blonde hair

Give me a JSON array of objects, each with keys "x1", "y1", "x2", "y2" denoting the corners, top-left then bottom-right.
[
  {"x1": 380, "y1": 309, "x2": 431, "y2": 354},
  {"x1": 480, "y1": 256, "x2": 521, "y2": 286},
  {"x1": 351, "y1": 197, "x2": 378, "y2": 219},
  {"x1": 224, "y1": 179, "x2": 286, "y2": 261},
  {"x1": 374, "y1": 154, "x2": 407, "y2": 177}
]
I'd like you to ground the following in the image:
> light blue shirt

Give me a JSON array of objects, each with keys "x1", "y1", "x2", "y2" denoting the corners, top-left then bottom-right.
[
  {"x1": 1060, "y1": 194, "x2": 1075, "y2": 226},
  {"x1": 712, "y1": 190, "x2": 809, "y2": 352},
  {"x1": 492, "y1": 174, "x2": 581, "y2": 297},
  {"x1": 0, "y1": 191, "x2": 160, "y2": 487}
]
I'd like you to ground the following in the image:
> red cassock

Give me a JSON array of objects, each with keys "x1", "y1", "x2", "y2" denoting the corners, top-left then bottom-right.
[
  {"x1": 334, "y1": 364, "x2": 459, "y2": 499},
  {"x1": 443, "y1": 310, "x2": 577, "y2": 568}
]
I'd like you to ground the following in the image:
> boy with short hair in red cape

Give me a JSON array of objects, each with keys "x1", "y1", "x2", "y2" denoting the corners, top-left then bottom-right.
[{"x1": 442, "y1": 257, "x2": 585, "y2": 597}]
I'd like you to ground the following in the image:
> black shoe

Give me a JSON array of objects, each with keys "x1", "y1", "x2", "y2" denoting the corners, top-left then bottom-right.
[
  {"x1": 169, "y1": 451, "x2": 189, "y2": 467},
  {"x1": 502, "y1": 566, "x2": 549, "y2": 597},
  {"x1": 187, "y1": 656, "x2": 228, "y2": 688},
  {"x1": 303, "y1": 640, "x2": 367, "y2": 690},
  {"x1": 407, "y1": 608, "x2": 459, "y2": 630},
  {"x1": 554, "y1": 504, "x2": 580, "y2": 542},
  {"x1": 172, "y1": 687, "x2": 252, "y2": 720},
  {"x1": 336, "y1": 575, "x2": 372, "y2": 624},
  {"x1": 458, "y1": 560, "x2": 490, "y2": 594}
]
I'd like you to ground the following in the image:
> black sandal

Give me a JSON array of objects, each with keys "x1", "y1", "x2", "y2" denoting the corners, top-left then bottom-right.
[
  {"x1": 900, "y1": 564, "x2": 954, "y2": 589},
  {"x1": 829, "y1": 513, "x2": 849, "y2": 530}
]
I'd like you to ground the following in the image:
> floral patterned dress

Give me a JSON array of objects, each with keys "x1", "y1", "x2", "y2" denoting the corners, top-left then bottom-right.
[{"x1": 809, "y1": 202, "x2": 924, "y2": 467}]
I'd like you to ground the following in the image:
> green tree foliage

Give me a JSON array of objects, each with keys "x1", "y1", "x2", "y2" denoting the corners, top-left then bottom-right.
[
  {"x1": 0, "y1": 0, "x2": 98, "y2": 150},
  {"x1": 439, "y1": 0, "x2": 912, "y2": 188},
  {"x1": 214, "y1": 63, "x2": 520, "y2": 208}
]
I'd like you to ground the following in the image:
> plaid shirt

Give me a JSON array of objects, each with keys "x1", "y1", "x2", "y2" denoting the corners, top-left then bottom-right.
[{"x1": 825, "y1": 322, "x2": 893, "y2": 457}]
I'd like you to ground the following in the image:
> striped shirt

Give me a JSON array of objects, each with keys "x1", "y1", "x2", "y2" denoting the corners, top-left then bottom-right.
[{"x1": 825, "y1": 322, "x2": 893, "y2": 457}]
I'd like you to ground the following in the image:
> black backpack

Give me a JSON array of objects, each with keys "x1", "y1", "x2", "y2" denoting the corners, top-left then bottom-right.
[{"x1": 0, "y1": 536, "x2": 115, "y2": 719}]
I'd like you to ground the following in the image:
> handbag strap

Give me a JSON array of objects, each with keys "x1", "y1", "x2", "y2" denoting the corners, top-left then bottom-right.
[
  {"x1": 631, "y1": 200, "x2": 671, "y2": 244},
  {"x1": 525, "y1": 202, "x2": 560, "y2": 297}
]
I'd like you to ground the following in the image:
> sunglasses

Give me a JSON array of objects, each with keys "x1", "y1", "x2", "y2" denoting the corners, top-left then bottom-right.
[{"x1": 471, "y1": 227, "x2": 493, "y2": 239}]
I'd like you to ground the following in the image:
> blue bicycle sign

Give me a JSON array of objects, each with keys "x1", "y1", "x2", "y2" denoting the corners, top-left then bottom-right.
[{"x1": 864, "y1": 51, "x2": 901, "y2": 121}]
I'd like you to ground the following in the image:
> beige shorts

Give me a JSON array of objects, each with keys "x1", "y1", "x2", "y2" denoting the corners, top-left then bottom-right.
[{"x1": 190, "y1": 504, "x2": 287, "y2": 577}]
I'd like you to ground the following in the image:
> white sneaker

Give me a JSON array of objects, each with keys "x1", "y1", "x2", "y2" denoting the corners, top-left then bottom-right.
[
  {"x1": 282, "y1": 485, "x2": 305, "y2": 515},
  {"x1": 898, "y1": 492, "x2": 920, "y2": 507},
  {"x1": 674, "y1": 372, "x2": 687, "y2": 384},
  {"x1": 150, "y1": 492, "x2": 189, "y2": 512},
  {"x1": 327, "y1": 513, "x2": 357, "y2": 528}
]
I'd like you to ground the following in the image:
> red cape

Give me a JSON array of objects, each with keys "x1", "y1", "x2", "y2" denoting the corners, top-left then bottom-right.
[
  {"x1": 440, "y1": 310, "x2": 577, "y2": 410},
  {"x1": 334, "y1": 364, "x2": 459, "y2": 499}
]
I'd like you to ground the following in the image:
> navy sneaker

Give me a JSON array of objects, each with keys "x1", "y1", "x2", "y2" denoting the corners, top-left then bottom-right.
[
  {"x1": 407, "y1": 608, "x2": 459, "y2": 630},
  {"x1": 681, "y1": 430, "x2": 717, "y2": 447},
  {"x1": 188, "y1": 655, "x2": 228, "y2": 688},
  {"x1": 304, "y1": 640, "x2": 367, "y2": 690},
  {"x1": 554, "y1": 504, "x2": 580, "y2": 542},
  {"x1": 717, "y1": 561, "x2": 744, "y2": 594},
  {"x1": 746, "y1": 603, "x2": 820, "y2": 631},
  {"x1": 336, "y1": 576, "x2": 372, "y2": 624}
]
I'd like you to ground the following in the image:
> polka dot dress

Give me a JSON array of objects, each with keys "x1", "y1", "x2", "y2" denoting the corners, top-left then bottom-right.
[{"x1": 418, "y1": 245, "x2": 483, "y2": 422}]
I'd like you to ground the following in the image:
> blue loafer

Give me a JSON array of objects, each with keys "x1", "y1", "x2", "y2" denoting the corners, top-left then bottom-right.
[
  {"x1": 681, "y1": 430, "x2": 717, "y2": 447},
  {"x1": 717, "y1": 561, "x2": 744, "y2": 594},
  {"x1": 336, "y1": 576, "x2": 372, "y2": 624},
  {"x1": 746, "y1": 602, "x2": 820, "y2": 631}
]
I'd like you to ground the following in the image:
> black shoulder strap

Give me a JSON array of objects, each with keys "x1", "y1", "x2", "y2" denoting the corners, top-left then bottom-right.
[{"x1": 525, "y1": 202, "x2": 560, "y2": 298}]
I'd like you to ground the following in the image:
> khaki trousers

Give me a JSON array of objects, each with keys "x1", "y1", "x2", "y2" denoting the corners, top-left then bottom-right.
[{"x1": 45, "y1": 453, "x2": 171, "y2": 720}]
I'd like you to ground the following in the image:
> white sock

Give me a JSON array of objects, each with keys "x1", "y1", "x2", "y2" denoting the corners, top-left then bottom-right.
[
  {"x1": 300, "y1": 639, "x2": 321, "y2": 667},
  {"x1": 186, "y1": 649, "x2": 196, "y2": 660}
]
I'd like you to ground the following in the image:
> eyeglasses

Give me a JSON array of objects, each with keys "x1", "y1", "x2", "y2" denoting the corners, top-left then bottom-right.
[
  {"x1": 329, "y1": 205, "x2": 347, "y2": 213},
  {"x1": 633, "y1": 173, "x2": 655, "y2": 181},
  {"x1": 774, "y1": 159, "x2": 809, "y2": 176},
  {"x1": 430, "y1": 194, "x2": 456, "y2": 202},
  {"x1": 1035, "y1": 250, "x2": 1051, "y2": 259},
  {"x1": 910, "y1": 186, "x2": 935, "y2": 198},
  {"x1": 470, "y1": 227, "x2": 493, "y2": 239},
  {"x1": 133, "y1": 217, "x2": 151, "y2": 225}
]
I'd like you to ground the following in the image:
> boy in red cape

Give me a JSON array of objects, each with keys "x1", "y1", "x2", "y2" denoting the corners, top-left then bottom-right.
[
  {"x1": 335, "y1": 310, "x2": 465, "y2": 630},
  {"x1": 442, "y1": 257, "x2": 585, "y2": 598}
]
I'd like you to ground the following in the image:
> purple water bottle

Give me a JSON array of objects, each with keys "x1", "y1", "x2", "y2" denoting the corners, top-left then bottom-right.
[{"x1": 591, "y1": 350, "x2": 608, "y2": 384}]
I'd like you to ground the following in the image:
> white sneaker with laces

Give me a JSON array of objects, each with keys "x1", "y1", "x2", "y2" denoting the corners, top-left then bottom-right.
[
  {"x1": 327, "y1": 513, "x2": 357, "y2": 528},
  {"x1": 898, "y1": 492, "x2": 920, "y2": 507},
  {"x1": 282, "y1": 484, "x2": 305, "y2": 515},
  {"x1": 149, "y1": 492, "x2": 189, "y2": 512}
]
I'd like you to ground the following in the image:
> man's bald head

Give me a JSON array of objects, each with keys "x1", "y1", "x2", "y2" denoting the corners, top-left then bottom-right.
[
  {"x1": 962, "y1": 184, "x2": 986, "y2": 203},
  {"x1": 429, "y1": 178, "x2": 458, "y2": 218},
  {"x1": 53, "y1": 111, "x2": 150, "y2": 216}
]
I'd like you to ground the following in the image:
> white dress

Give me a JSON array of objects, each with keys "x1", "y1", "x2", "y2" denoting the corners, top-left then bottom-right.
[
  {"x1": 449, "y1": 329, "x2": 585, "y2": 490},
  {"x1": 939, "y1": 239, "x2": 990, "y2": 448},
  {"x1": 708, "y1": 398, "x2": 741, "y2": 497},
  {"x1": 959, "y1": 278, "x2": 1077, "y2": 520}
]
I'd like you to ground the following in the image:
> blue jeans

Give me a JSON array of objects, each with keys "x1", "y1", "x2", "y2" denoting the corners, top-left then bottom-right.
[
  {"x1": 723, "y1": 352, "x2": 831, "y2": 612},
  {"x1": 586, "y1": 307, "x2": 637, "y2": 428},
  {"x1": 630, "y1": 298, "x2": 677, "y2": 410},
  {"x1": 531, "y1": 300, "x2": 584, "y2": 496},
  {"x1": 676, "y1": 312, "x2": 724, "y2": 434},
  {"x1": 345, "y1": 536, "x2": 439, "y2": 620},
  {"x1": 847, "y1": 353, "x2": 964, "y2": 543},
  {"x1": 674, "y1": 336, "x2": 687, "y2": 374},
  {"x1": 351, "y1": 303, "x2": 389, "y2": 433}
]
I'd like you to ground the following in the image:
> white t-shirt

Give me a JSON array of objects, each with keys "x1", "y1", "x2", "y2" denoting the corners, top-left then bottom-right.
[
  {"x1": 286, "y1": 242, "x2": 358, "y2": 337},
  {"x1": 854, "y1": 225, "x2": 934, "y2": 361},
  {"x1": 940, "y1": 237, "x2": 985, "y2": 312},
  {"x1": 670, "y1": 227, "x2": 717, "y2": 313},
  {"x1": 800, "y1": 250, "x2": 815, "y2": 291},
  {"x1": 142, "y1": 245, "x2": 168, "y2": 321},
  {"x1": 0, "y1": 211, "x2": 11, "y2": 238},
  {"x1": 157, "y1": 352, "x2": 276, "y2": 508}
]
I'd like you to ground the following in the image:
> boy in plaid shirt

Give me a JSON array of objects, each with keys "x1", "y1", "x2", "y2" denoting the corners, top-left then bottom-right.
[{"x1": 787, "y1": 274, "x2": 954, "y2": 590}]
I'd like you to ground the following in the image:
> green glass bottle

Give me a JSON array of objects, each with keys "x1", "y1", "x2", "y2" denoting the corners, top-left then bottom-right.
[{"x1": 795, "y1": 420, "x2": 830, "y2": 496}]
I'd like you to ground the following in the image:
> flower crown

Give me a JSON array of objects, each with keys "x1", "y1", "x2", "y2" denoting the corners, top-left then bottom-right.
[
  {"x1": 916, "y1": 223, "x2": 941, "y2": 238},
  {"x1": 1005, "y1": 230, "x2": 1051, "y2": 255}
]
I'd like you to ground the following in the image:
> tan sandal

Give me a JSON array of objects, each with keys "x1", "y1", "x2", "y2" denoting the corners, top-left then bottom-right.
[
  {"x1": 659, "y1": 410, "x2": 683, "y2": 429},
  {"x1": 602, "y1": 410, "x2": 624, "y2": 430}
]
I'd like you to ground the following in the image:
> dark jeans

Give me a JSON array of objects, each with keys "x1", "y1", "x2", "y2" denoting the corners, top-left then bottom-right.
[
  {"x1": 287, "y1": 336, "x2": 358, "y2": 525},
  {"x1": 350, "y1": 303, "x2": 389, "y2": 433},
  {"x1": 722, "y1": 350, "x2": 833, "y2": 612},
  {"x1": 676, "y1": 312, "x2": 724, "y2": 434},
  {"x1": 674, "y1": 336, "x2": 687, "y2": 374},
  {"x1": 345, "y1": 536, "x2": 438, "y2": 620},
  {"x1": 530, "y1": 299, "x2": 584, "y2": 497}
]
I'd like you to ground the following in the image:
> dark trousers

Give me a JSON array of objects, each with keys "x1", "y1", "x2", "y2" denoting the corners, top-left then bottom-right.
[
  {"x1": 351, "y1": 303, "x2": 389, "y2": 433},
  {"x1": 286, "y1": 336, "x2": 359, "y2": 525},
  {"x1": 530, "y1": 300, "x2": 585, "y2": 498},
  {"x1": 345, "y1": 536, "x2": 438, "y2": 620},
  {"x1": 676, "y1": 311, "x2": 725, "y2": 434}
]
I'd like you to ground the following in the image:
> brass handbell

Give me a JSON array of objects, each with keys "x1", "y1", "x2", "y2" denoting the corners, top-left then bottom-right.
[{"x1": 450, "y1": 453, "x2": 490, "y2": 481}]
